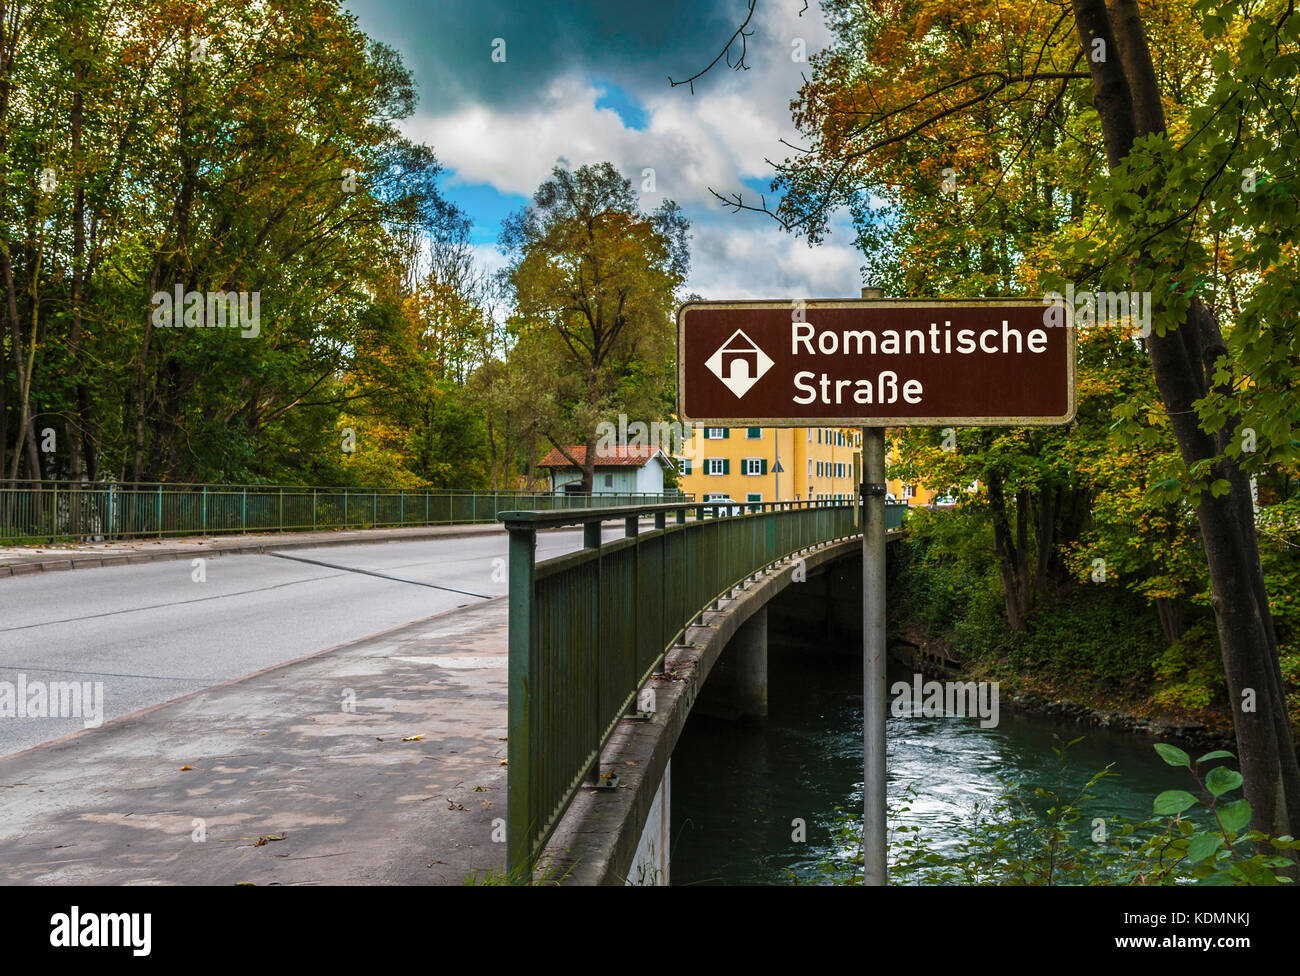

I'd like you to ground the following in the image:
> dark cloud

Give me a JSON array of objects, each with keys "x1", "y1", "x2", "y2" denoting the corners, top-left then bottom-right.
[{"x1": 346, "y1": 0, "x2": 769, "y2": 112}]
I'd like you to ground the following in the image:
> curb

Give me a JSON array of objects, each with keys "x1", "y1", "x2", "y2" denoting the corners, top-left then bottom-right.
[{"x1": 0, "y1": 524, "x2": 506, "y2": 579}]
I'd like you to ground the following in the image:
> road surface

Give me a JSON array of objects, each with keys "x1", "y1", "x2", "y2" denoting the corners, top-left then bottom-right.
[{"x1": 0, "y1": 527, "x2": 619, "y2": 755}]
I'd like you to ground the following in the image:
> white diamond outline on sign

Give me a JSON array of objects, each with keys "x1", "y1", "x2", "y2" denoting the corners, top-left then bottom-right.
[{"x1": 705, "y1": 329, "x2": 774, "y2": 399}]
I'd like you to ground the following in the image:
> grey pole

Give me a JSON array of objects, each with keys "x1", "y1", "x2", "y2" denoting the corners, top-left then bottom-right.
[{"x1": 860, "y1": 285, "x2": 888, "y2": 885}]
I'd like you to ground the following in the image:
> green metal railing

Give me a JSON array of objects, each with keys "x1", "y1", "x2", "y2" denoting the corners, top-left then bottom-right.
[
  {"x1": 0, "y1": 480, "x2": 693, "y2": 544},
  {"x1": 500, "y1": 497, "x2": 907, "y2": 877}
]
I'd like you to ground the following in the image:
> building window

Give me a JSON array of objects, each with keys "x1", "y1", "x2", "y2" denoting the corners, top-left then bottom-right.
[
  {"x1": 604, "y1": 474, "x2": 613, "y2": 488},
  {"x1": 706, "y1": 428, "x2": 728, "y2": 440},
  {"x1": 746, "y1": 427, "x2": 762, "y2": 439},
  {"x1": 679, "y1": 458, "x2": 692, "y2": 475},
  {"x1": 746, "y1": 492, "x2": 762, "y2": 503},
  {"x1": 816, "y1": 460, "x2": 823, "y2": 477},
  {"x1": 817, "y1": 428, "x2": 822, "y2": 444},
  {"x1": 903, "y1": 484, "x2": 916, "y2": 498},
  {"x1": 807, "y1": 459, "x2": 813, "y2": 476},
  {"x1": 807, "y1": 429, "x2": 813, "y2": 442},
  {"x1": 705, "y1": 458, "x2": 727, "y2": 476}
]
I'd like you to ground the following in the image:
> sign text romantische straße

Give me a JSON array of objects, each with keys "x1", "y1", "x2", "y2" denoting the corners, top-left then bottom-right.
[{"x1": 677, "y1": 299, "x2": 1075, "y2": 427}]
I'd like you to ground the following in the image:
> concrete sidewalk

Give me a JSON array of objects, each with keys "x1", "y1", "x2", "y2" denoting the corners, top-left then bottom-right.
[
  {"x1": 0, "y1": 523, "x2": 505, "y2": 577},
  {"x1": 0, "y1": 599, "x2": 510, "y2": 885}
]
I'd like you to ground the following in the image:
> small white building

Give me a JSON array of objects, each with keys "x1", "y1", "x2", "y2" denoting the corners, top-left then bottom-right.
[{"x1": 538, "y1": 446, "x2": 676, "y2": 495}]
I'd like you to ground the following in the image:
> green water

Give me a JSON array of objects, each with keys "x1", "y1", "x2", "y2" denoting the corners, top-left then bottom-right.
[{"x1": 669, "y1": 639, "x2": 1206, "y2": 885}]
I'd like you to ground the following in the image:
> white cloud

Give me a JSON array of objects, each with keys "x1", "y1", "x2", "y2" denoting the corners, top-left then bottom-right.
[
  {"x1": 688, "y1": 218, "x2": 863, "y2": 300},
  {"x1": 402, "y1": 3, "x2": 855, "y2": 299}
]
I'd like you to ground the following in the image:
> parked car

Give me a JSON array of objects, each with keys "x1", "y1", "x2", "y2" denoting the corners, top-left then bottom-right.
[{"x1": 702, "y1": 493, "x2": 744, "y2": 516}]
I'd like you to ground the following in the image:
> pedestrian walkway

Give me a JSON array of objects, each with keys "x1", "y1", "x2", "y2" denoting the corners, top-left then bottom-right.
[
  {"x1": 0, "y1": 523, "x2": 504, "y2": 577},
  {"x1": 0, "y1": 599, "x2": 509, "y2": 885}
]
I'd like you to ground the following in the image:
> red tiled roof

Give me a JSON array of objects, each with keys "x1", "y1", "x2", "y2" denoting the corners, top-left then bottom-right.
[{"x1": 537, "y1": 446, "x2": 662, "y2": 468}]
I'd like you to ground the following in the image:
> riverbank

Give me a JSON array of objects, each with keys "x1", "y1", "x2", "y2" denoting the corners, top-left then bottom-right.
[{"x1": 890, "y1": 636, "x2": 1235, "y2": 753}]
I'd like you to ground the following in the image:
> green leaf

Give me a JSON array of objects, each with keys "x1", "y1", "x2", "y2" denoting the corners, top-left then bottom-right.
[
  {"x1": 1205, "y1": 766, "x2": 1244, "y2": 797},
  {"x1": 1154, "y1": 789, "x2": 1198, "y2": 815},
  {"x1": 1186, "y1": 832, "x2": 1222, "y2": 864},
  {"x1": 1196, "y1": 750, "x2": 1235, "y2": 764},
  {"x1": 1154, "y1": 743, "x2": 1191, "y2": 768},
  {"x1": 1218, "y1": 798, "x2": 1252, "y2": 834}
]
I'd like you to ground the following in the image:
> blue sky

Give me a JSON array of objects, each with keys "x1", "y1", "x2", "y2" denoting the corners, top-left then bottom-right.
[{"x1": 344, "y1": 0, "x2": 865, "y2": 297}]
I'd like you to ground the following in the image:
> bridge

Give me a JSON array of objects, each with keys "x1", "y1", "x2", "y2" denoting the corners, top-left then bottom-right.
[
  {"x1": 0, "y1": 494, "x2": 902, "y2": 886},
  {"x1": 500, "y1": 497, "x2": 905, "y2": 883}
]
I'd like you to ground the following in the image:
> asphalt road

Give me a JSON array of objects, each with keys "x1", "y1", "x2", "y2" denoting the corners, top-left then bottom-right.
[{"x1": 0, "y1": 527, "x2": 618, "y2": 756}]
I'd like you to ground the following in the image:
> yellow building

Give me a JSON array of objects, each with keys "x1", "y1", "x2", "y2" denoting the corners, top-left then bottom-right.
[
  {"x1": 678, "y1": 426, "x2": 862, "y2": 504},
  {"x1": 677, "y1": 426, "x2": 945, "y2": 506},
  {"x1": 885, "y1": 442, "x2": 943, "y2": 507}
]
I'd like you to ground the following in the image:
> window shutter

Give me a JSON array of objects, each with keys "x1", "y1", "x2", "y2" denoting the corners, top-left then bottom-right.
[
  {"x1": 723, "y1": 459, "x2": 730, "y2": 474},
  {"x1": 760, "y1": 459, "x2": 768, "y2": 475},
  {"x1": 682, "y1": 459, "x2": 691, "y2": 475},
  {"x1": 722, "y1": 428, "x2": 730, "y2": 439}
]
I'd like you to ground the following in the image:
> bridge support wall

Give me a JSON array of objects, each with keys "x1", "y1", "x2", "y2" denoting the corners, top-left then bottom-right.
[{"x1": 626, "y1": 763, "x2": 670, "y2": 885}]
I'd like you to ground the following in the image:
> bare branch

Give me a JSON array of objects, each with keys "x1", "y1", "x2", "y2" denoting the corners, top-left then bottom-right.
[{"x1": 668, "y1": 0, "x2": 757, "y2": 94}]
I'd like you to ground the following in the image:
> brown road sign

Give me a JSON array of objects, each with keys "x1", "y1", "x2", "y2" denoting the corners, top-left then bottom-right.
[{"x1": 677, "y1": 299, "x2": 1075, "y2": 426}]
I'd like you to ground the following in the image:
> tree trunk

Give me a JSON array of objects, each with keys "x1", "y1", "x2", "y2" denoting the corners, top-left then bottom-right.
[
  {"x1": 1074, "y1": 0, "x2": 1300, "y2": 841},
  {"x1": 987, "y1": 472, "x2": 1030, "y2": 631},
  {"x1": 1154, "y1": 596, "x2": 1183, "y2": 646}
]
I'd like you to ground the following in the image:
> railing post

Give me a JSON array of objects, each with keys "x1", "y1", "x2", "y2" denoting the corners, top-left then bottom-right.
[
  {"x1": 582, "y1": 516, "x2": 603, "y2": 787},
  {"x1": 372, "y1": 489, "x2": 376, "y2": 527},
  {"x1": 156, "y1": 484, "x2": 162, "y2": 537},
  {"x1": 280, "y1": 487, "x2": 284, "y2": 532},
  {"x1": 505, "y1": 519, "x2": 538, "y2": 881},
  {"x1": 313, "y1": 489, "x2": 317, "y2": 530},
  {"x1": 202, "y1": 485, "x2": 208, "y2": 535},
  {"x1": 242, "y1": 487, "x2": 247, "y2": 532},
  {"x1": 343, "y1": 488, "x2": 348, "y2": 527}
]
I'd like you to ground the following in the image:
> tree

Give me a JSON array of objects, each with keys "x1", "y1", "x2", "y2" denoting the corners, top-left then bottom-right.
[
  {"x1": 695, "y1": 0, "x2": 1299, "y2": 841},
  {"x1": 500, "y1": 162, "x2": 688, "y2": 491}
]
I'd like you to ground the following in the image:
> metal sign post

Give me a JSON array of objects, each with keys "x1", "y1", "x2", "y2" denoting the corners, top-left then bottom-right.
[
  {"x1": 859, "y1": 287, "x2": 888, "y2": 886},
  {"x1": 861, "y1": 424, "x2": 887, "y2": 884},
  {"x1": 676, "y1": 290, "x2": 1075, "y2": 888}
]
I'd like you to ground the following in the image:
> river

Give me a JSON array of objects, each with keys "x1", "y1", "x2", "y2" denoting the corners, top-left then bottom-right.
[{"x1": 669, "y1": 636, "x2": 1206, "y2": 885}]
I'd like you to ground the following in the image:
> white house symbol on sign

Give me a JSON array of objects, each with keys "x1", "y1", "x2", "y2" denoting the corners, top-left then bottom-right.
[{"x1": 705, "y1": 329, "x2": 774, "y2": 398}]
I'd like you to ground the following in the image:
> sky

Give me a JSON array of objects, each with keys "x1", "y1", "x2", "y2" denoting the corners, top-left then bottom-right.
[{"x1": 343, "y1": 0, "x2": 866, "y2": 300}]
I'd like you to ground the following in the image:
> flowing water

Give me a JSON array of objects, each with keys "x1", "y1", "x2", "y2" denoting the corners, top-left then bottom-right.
[{"x1": 670, "y1": 638, "x2": 1205, "y2": 885}]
